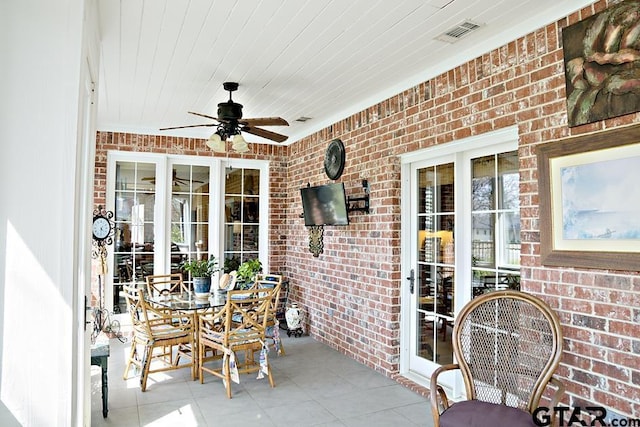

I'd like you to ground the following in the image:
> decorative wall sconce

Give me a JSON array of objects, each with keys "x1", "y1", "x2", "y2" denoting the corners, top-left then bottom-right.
[{"x1": 308, "y1": 225, "x2": 324, "y2": 257}]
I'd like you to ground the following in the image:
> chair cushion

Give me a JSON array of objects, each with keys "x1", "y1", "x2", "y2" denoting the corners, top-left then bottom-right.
[{"x1": 440, "y1": 400, "x2": 537, "y2": 427}]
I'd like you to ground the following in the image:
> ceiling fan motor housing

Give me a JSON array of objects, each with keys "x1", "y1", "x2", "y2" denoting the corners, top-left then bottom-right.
[{"x1": 217, "y1": 101, "x2": 243, "y2": 121}]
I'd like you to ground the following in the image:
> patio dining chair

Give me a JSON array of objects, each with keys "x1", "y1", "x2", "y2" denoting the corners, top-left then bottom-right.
[
  {"x1": 430, "y1": 290, "x2": 564, "y2": 427},
  {"x1": 255, "y1": 274, "x2": 285, "y2": 355},
  {"x1": 122, "y1": 286, "x2": 196, "y2": 391},
  {"x1": 198, "y1": 286, "x2": 277, "y2": 398}
]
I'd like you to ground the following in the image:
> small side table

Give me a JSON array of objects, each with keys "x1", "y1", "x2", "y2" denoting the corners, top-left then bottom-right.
[{"x1": 91, "y1": 340, "x2": 110, "y2": 418}]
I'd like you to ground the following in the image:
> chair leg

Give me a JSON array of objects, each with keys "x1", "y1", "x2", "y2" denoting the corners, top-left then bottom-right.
[
  {"x1": 267, "y1": 364, "x2": 275, "y2": 388},
  {"x1": 140, "y1": 345, "x2": 153, "y2": 392},
  {"x1": 198, "y1": 342, "x2": 204, "y2": 384},
  {"x1": 123, "y1": 341, "x2": 137, "y2": 379},
  {"x1": 190, "y1": 342, "x2": 196, "y2": 381},
  {"x1": 224, "y1": 355, "x2": 232, "y2": 399}
]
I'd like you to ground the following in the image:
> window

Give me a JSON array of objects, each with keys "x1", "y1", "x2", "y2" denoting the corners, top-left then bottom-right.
[
  {"x1": 471, "y1": 151, "x2": 520, "y2": 295},
  {"x1": 113, "y1": 161, "x2": 157, "y2": 288},
  {"x1": 222, "y1": 167, "x2": 261, "y2": 273}
]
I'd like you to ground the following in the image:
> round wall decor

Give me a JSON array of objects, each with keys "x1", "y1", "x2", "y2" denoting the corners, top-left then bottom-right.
[{"x1": 324, "y1": 139, "x2": 345, "y2": 180}]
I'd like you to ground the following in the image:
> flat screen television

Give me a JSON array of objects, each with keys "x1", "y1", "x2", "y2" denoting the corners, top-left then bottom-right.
[{"x1": 300, "y1": 183, "x2": 349, "y2": 226}]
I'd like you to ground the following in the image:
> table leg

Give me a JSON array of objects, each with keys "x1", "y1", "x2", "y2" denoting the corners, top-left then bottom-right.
[{"x1": 101, "y1": 360, "x2": 108, "y2": 418}]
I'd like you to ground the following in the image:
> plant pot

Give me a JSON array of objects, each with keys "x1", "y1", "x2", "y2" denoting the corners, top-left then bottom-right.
[{"x1": 193, "y1": 277, "x2": 211, "y2": 299}]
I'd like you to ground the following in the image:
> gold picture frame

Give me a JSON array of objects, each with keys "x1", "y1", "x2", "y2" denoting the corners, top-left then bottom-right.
[{"x1": 537, "y1": 124, "x2": 640, "y2": 271}]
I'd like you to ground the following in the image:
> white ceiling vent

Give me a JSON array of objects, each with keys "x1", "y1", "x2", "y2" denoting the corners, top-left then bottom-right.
[{"x1": 436, "y1": 20, "x2": 482, "y2": 43}]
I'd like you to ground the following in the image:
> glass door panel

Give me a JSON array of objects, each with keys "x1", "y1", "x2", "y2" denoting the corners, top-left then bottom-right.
[
  {"x1": 170, "y1": 164, "x2": 211, "y2": 283},
  {"x1": 414, "y1": 162, "x2": 455, "y2": 366},
  {"x1": 112, "y1": 161, "x2": 157, "y2": 312},
  {"x1": 471, "y1": 151, "x2": 520, "y2": 297},
  {"x1": 223, "y1": 167, "x2": 261, "y2": 270}
]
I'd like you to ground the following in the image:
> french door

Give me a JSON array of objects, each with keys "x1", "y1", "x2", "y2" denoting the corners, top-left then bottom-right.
[
  {"x1": 105, "y1": 153, "x2": 270, "y2": 313},
  {"x1": 400, "y1": 128, "x2": 520, "y2": 395},
  {"x1": 106, "y1": 153, "x2": 221, "y2": 312}
]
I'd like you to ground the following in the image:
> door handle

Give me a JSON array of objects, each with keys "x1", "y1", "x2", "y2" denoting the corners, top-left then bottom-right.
[{"x1": 406, "y1": 269, "x2": 415, "y2": 294}]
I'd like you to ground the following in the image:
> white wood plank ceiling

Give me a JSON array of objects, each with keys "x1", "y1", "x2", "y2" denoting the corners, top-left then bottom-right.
[{"x1": 97, "y1": 0, "x2": 594, "y2": 145}]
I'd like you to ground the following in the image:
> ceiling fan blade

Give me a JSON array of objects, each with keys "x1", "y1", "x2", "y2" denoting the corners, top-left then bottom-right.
[
  {"x1": 240, "y1": 117, "x2": 289, "y2": 127},
  {"x1": 188, "y1": 111, "x2": 219, "y2": 121},
  {"x1": 242, "y1": 126, "x2": 288, "y2": 143},
  {"x1": 141, "y1": 177, "x2": 155, "y2": 181},
  {"x1": 175, "y1": 178, "x2": 204, "y2": 184},
  {"x1": 159, "y1": 123, "x2": 216, "y2": 131}
]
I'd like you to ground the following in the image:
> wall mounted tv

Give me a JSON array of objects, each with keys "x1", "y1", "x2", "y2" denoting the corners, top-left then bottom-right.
[{"x1": 300, "y1": 183, "x2": 349, "y2": 226}]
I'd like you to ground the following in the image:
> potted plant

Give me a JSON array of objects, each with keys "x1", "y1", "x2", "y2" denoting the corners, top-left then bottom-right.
[
  {"x1": 180, "y1": 255, "x2": 219, "y2": 298},
  {"x1": 223, "y1": 256, "x2": 241, "y2": 274},
  {"x1": 236, "y1": 258, "x2": 262, "y2": 289}
]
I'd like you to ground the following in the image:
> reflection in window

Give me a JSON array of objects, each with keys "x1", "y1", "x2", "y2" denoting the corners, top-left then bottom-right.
[
  {"x1": 170, "y1": 164, "x2": 210, "y2": 278},
  {"x1": 113, "y1": 161, "x2": 156, "y2": 312},
  {"x1": 471, "y1": 151, "x2": 520, "y2": 296},
  {"x1": 416, "y1": 163, "x2": 455, "y2": 365},
  {"x1": 223, "y1": 167, "x2": 260, "y2": 272}
]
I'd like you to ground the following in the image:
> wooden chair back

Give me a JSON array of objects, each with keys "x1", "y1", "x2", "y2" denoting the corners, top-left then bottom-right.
[
  {"x1": 201, "y1": 287, "x2": 274, "y2": 347},
  {"x1": 146, "y1": 273, "x2": 188, "y2": 297},
  {"x1": 123, "y1": 285, "x2": 153, "y2": 335}
]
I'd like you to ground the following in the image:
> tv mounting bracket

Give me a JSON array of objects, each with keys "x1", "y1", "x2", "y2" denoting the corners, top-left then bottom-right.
[{"x1": 346, "y1": 179, "x2": 370, "y2": 214}]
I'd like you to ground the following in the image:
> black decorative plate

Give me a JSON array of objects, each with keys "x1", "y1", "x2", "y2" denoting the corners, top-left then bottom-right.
[{"x1": 324, "y1": 139, "x2": 345, "y2": 180}]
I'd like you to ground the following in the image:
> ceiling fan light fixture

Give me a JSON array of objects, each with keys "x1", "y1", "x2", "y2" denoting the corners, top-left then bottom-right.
[
  {"x1": 206, "y1": 132, "x2": 225, "y2": 152},
  {"x1": 231, "y1": 134, "x2": 249, "y2": 153}
]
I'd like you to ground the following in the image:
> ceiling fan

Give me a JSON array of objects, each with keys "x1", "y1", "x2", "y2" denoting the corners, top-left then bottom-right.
[
  {"x1": 159, "y1": 82, "x2": 289, "y2": 153},
  {"x1": 141, "y1": 169, "x2": 203, "y2": 186}
]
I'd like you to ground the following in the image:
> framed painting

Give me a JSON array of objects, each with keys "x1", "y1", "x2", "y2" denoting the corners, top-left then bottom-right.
[
  {"x1": 537, "y1": 124, "x2": 640, "y2": 271},
  {"x1": 562, "y1": 1, "x2": 640, "y2": 127}
]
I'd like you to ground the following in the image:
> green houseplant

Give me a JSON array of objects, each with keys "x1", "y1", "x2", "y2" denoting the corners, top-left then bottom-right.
[
  {"x1": 180, "y1": 255, "x2": 219, "y2": 297},
  {"x1": 236, "y1": 258, "x2": 262, "y2": 289}
]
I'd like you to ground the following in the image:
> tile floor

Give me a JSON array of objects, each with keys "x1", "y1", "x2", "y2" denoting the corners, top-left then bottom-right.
[{"x1": 91, "y1": 330, "x2": 434, "y2": 426}]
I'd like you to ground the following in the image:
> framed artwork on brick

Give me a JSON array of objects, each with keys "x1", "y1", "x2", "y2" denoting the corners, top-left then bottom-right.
[
  {"x1": 562, "y1": 1, "x2": 640, "y2": 127},
  {"x1": 537, "y1": 123, "x2": 640, "y2": 271}
]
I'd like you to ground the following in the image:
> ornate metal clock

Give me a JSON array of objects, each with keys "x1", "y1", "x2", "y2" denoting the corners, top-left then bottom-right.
[{"x1": 324, "y1": 138, "x2": 345, "y2": 180}]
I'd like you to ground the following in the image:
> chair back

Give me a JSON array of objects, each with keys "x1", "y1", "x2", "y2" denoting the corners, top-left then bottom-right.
[
  {"x1": 452, "y1": 290, "x2": 562, "y2": 413},
  {"x1": 146, "y1": 273, "x2": 188, "y2": 297},
  {"x1": 122, "y1": 285, "x2": 154, "y2": 336},
  {"x1": 255, "y1": 275, "x2": 283, "y2": 318},
  {"x1": 205, "y1": 287, "x2": 275, "y2": 348},
  {"x1": 255, "y1": 273, "x2": 282, "y2": 285}
]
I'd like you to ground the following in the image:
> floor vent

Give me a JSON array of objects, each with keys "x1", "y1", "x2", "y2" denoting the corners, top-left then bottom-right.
[{"x1": 436, "y1": 20, "x2": 482, "y2": 43}]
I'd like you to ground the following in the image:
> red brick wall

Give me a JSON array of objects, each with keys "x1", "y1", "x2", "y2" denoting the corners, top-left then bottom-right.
[{"x1": 283, "y1": 0, "x2": 639, "y2": 418}]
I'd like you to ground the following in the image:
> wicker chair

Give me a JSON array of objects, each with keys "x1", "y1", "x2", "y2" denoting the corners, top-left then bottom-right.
[
  {"x1": 198, "y1": 287, "x2": 276, "y2": 398},
  {"x1": 122, "y1": 286, "x2": 195, "y2": 391},
  {"x1": 430, "y1": 290, "x2": 564, "y2": 427}
]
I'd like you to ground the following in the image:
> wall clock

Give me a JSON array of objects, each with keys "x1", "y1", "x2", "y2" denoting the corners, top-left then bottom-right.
[
  {"x1": 324, "y1": 139, "x2": 345, "y2": 180},
  {"x1": 92, "y1": 205, "x2": 115, "y2": 246}
]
